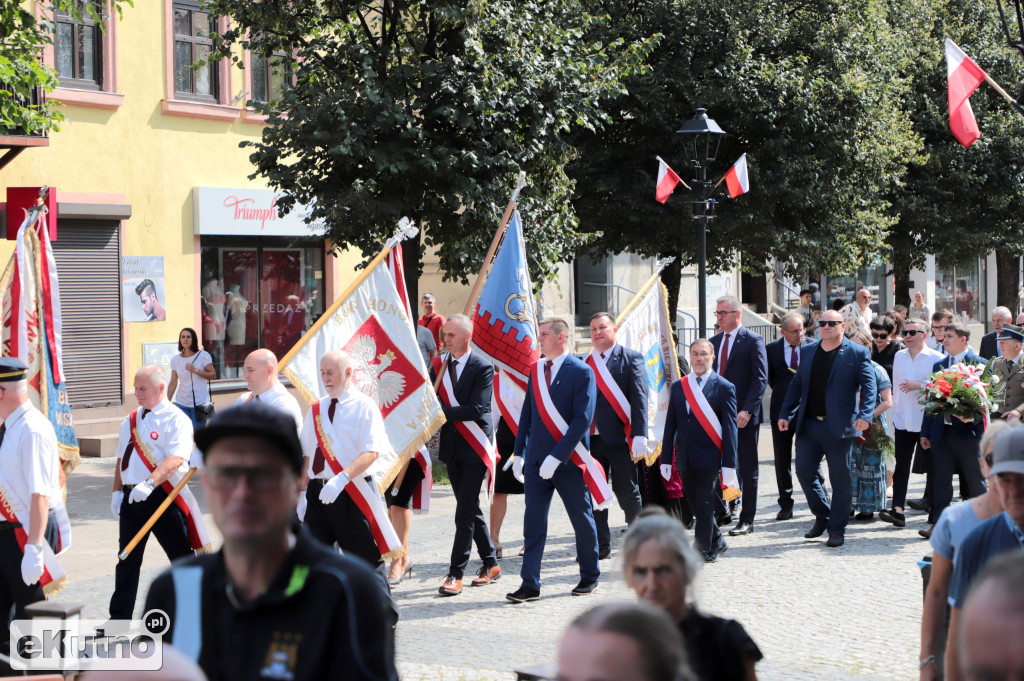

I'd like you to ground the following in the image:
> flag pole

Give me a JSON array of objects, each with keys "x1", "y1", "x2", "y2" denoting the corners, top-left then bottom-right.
[
  {"x1": 615, "y1": 258, "x2": 676, "y2": 326},
  {"x1": 982, "y1": 70, "x2": 1024, "y2": 113},
  {"x1": 118, "y1": 468, "x2": 197, "y2": 561},
  {"x1": 656, "y1": 157, "x2": 692, "y2": 191},
  {"x1": 278, "y1": 218, "x2": 418, "y2": 368}
]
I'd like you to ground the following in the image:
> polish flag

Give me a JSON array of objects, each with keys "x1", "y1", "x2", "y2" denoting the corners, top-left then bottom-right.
[
  {"x1": 945, "y1": 38, "x2": 986, "y2": 148},
  {"x1": 723, "y1": 154, "x2": 749, "y2": 198},
  {"x1": 655, "y1": 156, "x2": 681, "y2": 204}
]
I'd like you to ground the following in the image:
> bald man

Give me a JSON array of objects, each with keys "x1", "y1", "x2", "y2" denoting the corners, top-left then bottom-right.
[
  {"x1": 299, "y1": 351, "x2": 397, "y2": 580},
  {"x1": 235, "y1": 349, "x2": 303, "y2": 431}
]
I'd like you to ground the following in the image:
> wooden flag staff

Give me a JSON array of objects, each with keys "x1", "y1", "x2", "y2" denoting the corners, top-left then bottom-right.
[{"x1": 118, "y1": 468, "x2": 197, "y2": 561}]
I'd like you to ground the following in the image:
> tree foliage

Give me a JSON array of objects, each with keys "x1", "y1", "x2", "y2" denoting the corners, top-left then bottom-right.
[{"x1": 203, "y1": 0, "x2": 652, "y2": 284}]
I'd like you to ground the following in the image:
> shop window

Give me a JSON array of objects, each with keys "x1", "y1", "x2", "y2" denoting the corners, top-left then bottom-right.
[
  {"x1": 172, "y1": 1, "x2": 217, "y2": 101},
  {"x1": 200, "y1": 237, "x2": 325, "y2": 380},
  {"x1": 55, "y1": 0, "x2": 102, "y2": 90},
  {"x1": 936, "y1": 257, "x2": 983, "y2": 323}
]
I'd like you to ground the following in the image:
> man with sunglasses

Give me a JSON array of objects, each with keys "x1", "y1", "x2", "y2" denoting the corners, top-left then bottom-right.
[
  {"x1": 144, "y1": 402, "x2": 398, "y2": 681},
  {"x1": 778, "y1": 310, "x2": 876, "y2": 547}
]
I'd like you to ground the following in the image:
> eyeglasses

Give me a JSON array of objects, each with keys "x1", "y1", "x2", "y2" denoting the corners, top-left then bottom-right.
[
  {"x1": 204, "y1": 466, "x2": 290, "y2": 492},
  {"x1": 932, "y1": 325, "x2": 947, "y2": 332},
  {"x1": 782, "y1": 327, "x2": 804, "y2": 334},
  {"x1": 714, "y1": 310, "x2": 738, "y2": 317},
  {"x1": 904, "y1": 329, "x2": 924, "y2": 336},
  {"x1": 871, "y1": 332, "x2": 889, "y2": 339},
  {"x1": 818, "y1": 320, "x2": 842, "y2": 328}
]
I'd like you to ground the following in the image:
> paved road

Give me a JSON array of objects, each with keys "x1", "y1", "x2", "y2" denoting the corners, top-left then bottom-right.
[{"x1": 58, "y1": 429, "x2": 930, "y2": 680}]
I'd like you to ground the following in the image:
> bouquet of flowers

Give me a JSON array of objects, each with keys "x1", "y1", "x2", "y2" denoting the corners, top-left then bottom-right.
[
  {"x1": 919, "y1": 362, "x2": 1002, "y2": 425},
  {"x1": 861, "y1": 419, "x2": 895, "y2": 460}
]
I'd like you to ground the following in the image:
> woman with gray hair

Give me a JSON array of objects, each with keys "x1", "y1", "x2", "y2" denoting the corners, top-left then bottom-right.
[{"x1": 622, "y1": 509, "x2": 762, "y2": 681}]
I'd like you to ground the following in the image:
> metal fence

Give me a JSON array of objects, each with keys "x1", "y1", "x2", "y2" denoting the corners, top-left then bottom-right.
[{"x1": 674, "y1": 324, "x2": 781, "y2": 360}]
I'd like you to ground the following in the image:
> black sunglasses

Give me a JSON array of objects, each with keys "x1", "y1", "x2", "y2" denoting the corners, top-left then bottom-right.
[
  {"x1": 904, "y1": 329, "x2": 924, "y2": 336},
  {"x1": 871, "y1": 332, "x2": 889, "y2": 339},
  {"x1": 818, "y1": 320, "x2": 842, "y2": 328}
]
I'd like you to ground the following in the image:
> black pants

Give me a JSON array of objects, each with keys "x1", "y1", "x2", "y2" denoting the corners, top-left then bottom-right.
[
  {"x1": 892, "y1": 428, "x2": 921, "y2": 510},
  {"x1": 110, "y1": 487, "x2": 193, "y2": 620},
  {"x1": 771, "y1": 421, "x2": 797, "y2": 509},
  {"x1": 0, "y1": 513, "x2": 58, "y2": 656},
  {"x1": 305, "y1": 479, "x2": 383, "y2": 568},
  {"x1": 736, "y1": 424, "x2": 760, "y2": 524},
  {"x1": 682, "y1": 469, "x2": 723, "y2": 555},
  {"x1": 591, "y1": 435, "x2": 643, "y2": 550},
  {"x1": 928, "y1": 433, "x2": 986, "y2": 524},
  {"x1": 447, "y1": 455, "x2": 496, "y2": 579}
]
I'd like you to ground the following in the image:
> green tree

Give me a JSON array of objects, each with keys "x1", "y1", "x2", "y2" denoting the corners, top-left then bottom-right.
[
  {"x1": 202, "y1": 0, "x2": 651, "y2": 286},
  {"x1": 569, "y1": 0, "x2": 923, "y2": 315},
  {"x1": 0, "y1": 1, "x2": 131, "y2": 136}
]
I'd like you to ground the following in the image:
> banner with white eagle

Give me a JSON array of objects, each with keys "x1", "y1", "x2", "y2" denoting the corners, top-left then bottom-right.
[{"x1": 280, "y1": 222, "x2": 445, "y2": 492}]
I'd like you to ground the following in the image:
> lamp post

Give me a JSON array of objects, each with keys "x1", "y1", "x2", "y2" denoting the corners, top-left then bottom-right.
[{"x1": 676, "y1": 108, "x2": 726, "y2": 338}]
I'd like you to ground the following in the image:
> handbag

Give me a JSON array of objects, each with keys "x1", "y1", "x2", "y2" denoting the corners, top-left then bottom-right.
[{"x1": 189, "y1": 354, "x2": 215, "y2": 422}]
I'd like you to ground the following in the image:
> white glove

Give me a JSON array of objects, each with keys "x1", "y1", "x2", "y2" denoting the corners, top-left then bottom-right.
[
  {"x1": 21, "y1": 543, "x2": 44, "y2": 586},
  {"x1": 111, "y1": 491, "x2": 123, "y2": 518},
  {"x1": 539, "y1": 455, "x2": 560, "y2": 480},
  {"x1": 296, "y1": 494, "x2": 307, "y2": 522},
  {"x1": 631, "y1": 437, "x2": 649, "y2": 460},
  {"x1": 512, "y1": 456, "x2": 525, "y2": 483},
  {"x1": 319, "y1": 473, "x2": 350, "y2": 504},
  {"x1": 129, "y1": 479, "x2": 155, "y2": 504},
  {"x1": 722, "y1": 467, "x2": 740, "y2": 489},
  {"x1": 660, "y1": 464, "x2": 673, "y2": 481}
]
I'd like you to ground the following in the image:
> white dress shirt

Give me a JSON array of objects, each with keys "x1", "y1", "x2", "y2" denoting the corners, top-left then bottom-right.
[
  {"x1": 116, "y1": 399, "x2": 194, "y2": 485},
  {"x1": 684, "y1": 371, "x2": 713, "y2": 413},
  {"x1": 235, "y1": 381, "x2": 304, "y2": 433},
  {"x1": 891, "y1": 346, "x2": 944, "y2": 432},
  {"x1": 300, "y1": 389, "x2": 388, "y2": 479},
  {"x1": 0, "y1": 403, "x2": 60, "y2": 512},
  {"x1": 542, "y1": 351, "x2": 572, "y2": 383}
]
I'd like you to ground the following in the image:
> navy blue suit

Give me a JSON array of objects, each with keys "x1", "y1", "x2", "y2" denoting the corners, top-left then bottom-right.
[
  {"x1": 919, "y1": 351, "x2": 988, "y2": 523},
  {"x1": 779, "y1": 337, "x2": 876, "y2": 535},
  {"x1": 979, "y1": 332, "x2": 998, "y2": 361},
  {"x1": 711, "y1": 325, "x2": 768, "y2": 524},
  {"x1": 514, "y1": 354, "x2": 599, "y2": 590},
  {"x1": 431, "y1": 352, "x2": 497, "y2": 580},
  {"x1": 661, "y1": 372, "x2": 737, "y2": 554},
  {"x1": 766, "y1": 336, "x2": 814, "y2": 510},
  {"x1": 587, "y1": 345, "x2": 647, "y2": 551}
]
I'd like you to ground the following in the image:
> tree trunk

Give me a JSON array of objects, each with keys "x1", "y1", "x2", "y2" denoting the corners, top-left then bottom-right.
[
  {"x1": 995, "y1": 249, "x2": 1021, "y2": 316},
  {"x1": 661, "y1": 253, "x2": 683, "y2": 345},
  {"x1": 891, "y1": 257, "x2": 913, "y2": 308}
]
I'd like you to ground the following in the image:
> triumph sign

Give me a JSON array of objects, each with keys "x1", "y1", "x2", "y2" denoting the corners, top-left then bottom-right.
[{"x1": 192, "y1": 187, "x2": 327, "y2": 237}]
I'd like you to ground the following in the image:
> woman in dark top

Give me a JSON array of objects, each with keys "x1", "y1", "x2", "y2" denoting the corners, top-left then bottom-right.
[
  {"x1": 870, "y1": 315, "x2": 905, "y2": 381},
  {"x1": 623, "y1": 510, "x2": 762, "y2": 681}
]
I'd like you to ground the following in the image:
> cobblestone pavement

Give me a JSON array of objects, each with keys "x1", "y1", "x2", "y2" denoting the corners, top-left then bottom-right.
[{"x1": 61, "y1": 429, "x2": 931, "y2": 680}]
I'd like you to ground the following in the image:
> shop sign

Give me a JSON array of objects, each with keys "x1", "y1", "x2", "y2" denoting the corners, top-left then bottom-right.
[{"x1": 192, "y1": 187, "x2": 326, "y2": 237}]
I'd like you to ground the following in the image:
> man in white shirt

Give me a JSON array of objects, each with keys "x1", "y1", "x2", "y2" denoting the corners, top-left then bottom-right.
[
  {"x1": 841, "y1": 288, "x2": 873, "y2": 337},
  {"x1": 110, "y1": 365, "x2": 210, "y2": 619},
  {"x1": 234, "y1": 349, "x2": 303, "y2": 432},
  {"x1": 880, "y1": 319, "x2": 943, "y2": 528}
]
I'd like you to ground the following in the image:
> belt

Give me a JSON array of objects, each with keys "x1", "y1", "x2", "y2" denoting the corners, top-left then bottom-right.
[
  {"x1": 122, "y1": 484, "x2": 138, "y2": 491},
  {"x1": 812, "y1": 416, "x2": 826, "y2": 421},
  {"x1": 308, "y1": 475, "x2": 374, "y2": 486},
  {"x1": 0, "y1": 520, "x2": 22, "y2": 529}
]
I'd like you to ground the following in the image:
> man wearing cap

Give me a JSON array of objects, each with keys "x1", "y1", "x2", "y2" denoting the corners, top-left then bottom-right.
[
  {"x1": 109, "y1": 365, "x2": 211, "y2": 620},
  {"x1": 944, "y1": 427, "x2": 1024, "y2": 678},
  {"x1": 989, "y1": 323, "x2": 1024, "y2": 421},
  {"x1": 0, "y1": 358, "x2": 67, "y2": 648},
  {"x1": 144, "y1": 402, "x2": 398, "y2": 681}
]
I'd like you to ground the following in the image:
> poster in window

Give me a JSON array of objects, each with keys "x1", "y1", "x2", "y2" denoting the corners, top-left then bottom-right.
[{"x1": 122, "y1": 256, "x2": 167, "y2": 323}]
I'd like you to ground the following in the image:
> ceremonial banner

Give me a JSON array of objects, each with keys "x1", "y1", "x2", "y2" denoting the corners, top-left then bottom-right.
[
  {"x1": 615, "y1": 280, "x2": 680, "y2": 464},
  {"x1": 0, "y1": 207, "x2": 80, "y2": 472},
  {"x1": 281, "y1": 252, "x2": 444, "y2": 492},
  {"x1": 471, "y1": 211, "x2": 539, "y2": 382}
]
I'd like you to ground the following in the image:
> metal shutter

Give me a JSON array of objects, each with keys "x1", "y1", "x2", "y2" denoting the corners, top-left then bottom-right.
[{"x1": 51, "y1": 220, "x2": 123, "y2": 407}]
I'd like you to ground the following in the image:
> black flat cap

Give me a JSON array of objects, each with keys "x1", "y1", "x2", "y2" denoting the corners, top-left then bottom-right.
[
  {"x1": 0, "y1": 357, "x2": 29, "y2": 382},
  {"x1": 194, "y1": 402, "x2": 303, "y2": 472}
]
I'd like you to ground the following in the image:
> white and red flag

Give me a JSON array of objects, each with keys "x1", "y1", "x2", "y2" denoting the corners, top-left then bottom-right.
[
  {"x1": 655, "y1": 156, "x2": 682, "y2": 204},
  {"x1": 945, "y1": 38, "x2": 987, "y2": 148},
  {"x1": 723, "y1": 154, "x2": 749, "y2": 198}
]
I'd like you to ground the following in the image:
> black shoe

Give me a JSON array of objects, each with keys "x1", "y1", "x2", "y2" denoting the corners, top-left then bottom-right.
[
  {"x1": 571, "y1": 579, "x2": 599, "y2": 596},
  {"x1": 598, "y1": 547, "x2": 611, "y2": 560},
  {"x1": 715, "y1": 512, "x2": 734, "y2": 528},
  {"x1": 804, "y1": 520, "x2": 828, "y2": 538},
  {"x1": 854, "y1": 512, "x2": 874, "y2": 521},
  {"x1": 506, "y1": 585, "x2": 540, "y2": 603},
  {"x1": 826, "y1": 533, "x2": 845, "y2": 548},
  {"x1": 907, "y1": 498, "x2": 931, "y2": 513},
  {"x1": 729, "y1": 522, "x2": 754, "y2": 536},
  {"x1": 879, "y1": 509, "x2": 906, "y2": 527},
  {"x1": 704, "y1": 541, "x2": 729, "y2": 563},
  {"x1": 776, "y1": 506, "x2": 794, "y2": 521}
]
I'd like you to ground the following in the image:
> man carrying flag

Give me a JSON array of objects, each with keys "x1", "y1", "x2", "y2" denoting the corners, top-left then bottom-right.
[{"x1": 506, "y1": 318, "x2": 603, "y2": 603}]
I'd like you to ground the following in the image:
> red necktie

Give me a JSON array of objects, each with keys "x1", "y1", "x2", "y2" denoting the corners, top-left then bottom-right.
[
  {"x1": 790, "y1": 345, "x2": 798, "y2": 370},
  {"x1": 544, "y1": 360, "x2": 553, "y2": 388},
  {"x1": 312, "y1": 398, "x2": 338, "y2": 476},
  {"x1": 720, "y1": 333, "x2": 731, "y2": 374}
]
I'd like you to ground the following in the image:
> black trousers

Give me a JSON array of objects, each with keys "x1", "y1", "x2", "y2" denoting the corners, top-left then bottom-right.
[
  {"x1": 771, "y1": 420, "x2": 797, "y2": 509},
  {"x1": 736, "y1": 424, "x2": 760, "y2": 524},
  {"x1": 447, "y1": 455, "x2": 496, "y2": 579},
  {"x1": 892, "y1": 428, "x2": 921, "y2": 510},
  {"x1": 0, "y1": 513, "x2": 58, "y2": 655},
  {"x1": 928, "y1": 433, "x2": 986, "y2": 524},
  {"x1": 305, "y1": 479, "x2": 383, "y2": 568},
  {"x1": 591, "y1": 435, "x2": 643, "y2": 550},
  {"x1": 110, "y1": 487, "x2": 193, "y2": 620},
  {"x1": 681, "y1": 469, "x2": 723, "y2": 555}
]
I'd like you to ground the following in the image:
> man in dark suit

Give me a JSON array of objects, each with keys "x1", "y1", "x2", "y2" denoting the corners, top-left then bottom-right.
[
  {"x1": 660, "y1": 339, "x2": 738, "y2": 562},
  {"x1": 710, "y1": 295, "x2": 767, "y2": 536},
  {"x1": 765, "y1": 312, "x2": 813, "y2": 520},
  {"x1": 779, "y1": 309, "x2": 876, "y2": 548},
  {"x1": 586, "y1": 312, "x2": 648, "y2": 558},
  {"x1": 507, "y1": 318, "x2": 600, "y2": 603},
  {"x1": 919, "y1": 321, "x2": 988, "y2": 539},
  {"x1": 979, "y1": 306, "x2": 1013, "y2": 361},
  {"x1": 432, "y1": 314, "x2": 500, "y2": 596}
]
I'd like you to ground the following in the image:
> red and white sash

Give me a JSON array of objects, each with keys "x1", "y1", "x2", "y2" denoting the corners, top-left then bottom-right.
[
  {"x1": 530, "y1": 362, "x2": 612, "y2": 508},
  {"x1": 586, "y1": 350, "x2": 637, "y2": 450},
  {"x1": 493, "y1": 369, "x2": 527, "y2": 435},
  {"x1": 129, "y1": 410, "x2": 212, "y2": 552},
  {"x1": 0, "y1": 473, "x2": 67, "y2": 595},
  {"x1": 680, "y1": 374, "x2": 723, "y2": 452},
  {"x1": 439, "y1": 366, "x2": 497, "y2": 501},
  {"x1": 312, "y1": 401, "x2": 403, "y2": 559},
  {"x1": 411, "y1": 447, "x2": 432, "y2": 513}
]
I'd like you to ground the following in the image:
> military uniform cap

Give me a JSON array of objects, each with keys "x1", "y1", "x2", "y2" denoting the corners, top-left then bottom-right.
[
  {"x1": 997, "y1": 323, "x2": 1024, "y2": 342},
  {"x1": 0, "y1": 357, "x2": 29, "y2": 382}
]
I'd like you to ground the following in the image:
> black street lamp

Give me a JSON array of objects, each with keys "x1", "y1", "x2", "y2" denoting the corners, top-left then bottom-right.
[
  {"x1": 676, "y1": 108, "x2": 726, "y2": 338},
  {"x1": 996, "y1": 0, "x2": 1024, "y2": 61}
]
